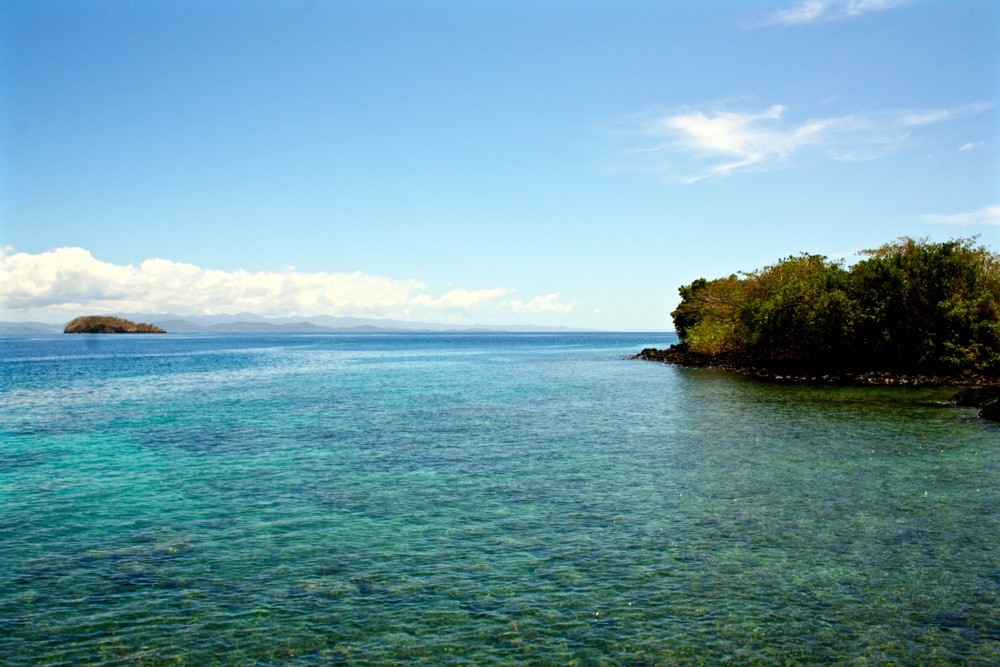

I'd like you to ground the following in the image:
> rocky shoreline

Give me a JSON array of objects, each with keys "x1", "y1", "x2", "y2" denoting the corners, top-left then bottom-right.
[
  {"x1": 950, "y1": 386, "x2": 1000, "y2": 422},
  {"x1": 633, "y1": 345, "x2": 1000, "y2": 422}
]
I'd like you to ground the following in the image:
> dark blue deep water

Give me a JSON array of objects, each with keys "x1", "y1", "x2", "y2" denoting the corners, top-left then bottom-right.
[{"x1": 1, "y1": 333, "x2": 997, "y2": 664}]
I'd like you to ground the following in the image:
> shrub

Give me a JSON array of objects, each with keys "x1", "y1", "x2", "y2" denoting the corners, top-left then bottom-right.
[{"x1": 670, "y1": 237, "x2": 999, "y2": 374}]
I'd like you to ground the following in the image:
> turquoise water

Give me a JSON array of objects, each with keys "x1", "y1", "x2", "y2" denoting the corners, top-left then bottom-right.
[{"x1": 1, "y1": 333, "x2": 996, "y2": 665}]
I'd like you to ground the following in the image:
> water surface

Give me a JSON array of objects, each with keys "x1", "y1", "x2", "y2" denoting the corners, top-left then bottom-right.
[{"x1": 1, "y1": 333, "x2": 996, "y2": 664}]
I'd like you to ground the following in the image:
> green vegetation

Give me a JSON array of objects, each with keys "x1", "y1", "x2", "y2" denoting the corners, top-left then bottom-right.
[
  {"x1": 671, "y1": 237, "x2": 999, "y2": 375},
  {"x1": 64, "y1": 316, "x2": 166, "y2": 334}
]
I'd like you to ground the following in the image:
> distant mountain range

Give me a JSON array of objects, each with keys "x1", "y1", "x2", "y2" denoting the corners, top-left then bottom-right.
[{"x1": 0, "y1": 312, "x2": 596, "y2": 334}]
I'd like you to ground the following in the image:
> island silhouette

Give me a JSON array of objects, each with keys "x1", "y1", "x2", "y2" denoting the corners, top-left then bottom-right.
[{"x1": 64, "y1": 315, "x2": 166, "y2": 334}]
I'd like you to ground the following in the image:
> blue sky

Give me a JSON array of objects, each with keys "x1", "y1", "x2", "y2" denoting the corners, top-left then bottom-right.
[{"x1": 1, "y1": 0, "x2": 997, "y2": 329}]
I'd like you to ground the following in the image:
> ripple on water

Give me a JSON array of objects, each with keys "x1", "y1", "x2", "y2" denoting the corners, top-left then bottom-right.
[{"x1": 0, "y1": 333, "x2": 997, "y2": 664}]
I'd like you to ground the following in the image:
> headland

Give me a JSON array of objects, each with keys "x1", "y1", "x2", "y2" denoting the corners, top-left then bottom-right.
[{"x1": 638, "y1": 236, "x2": 999, "y2": 420}]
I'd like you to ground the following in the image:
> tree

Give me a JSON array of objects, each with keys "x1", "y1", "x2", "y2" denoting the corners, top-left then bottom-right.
[
  {"x1": 852, "y1": 237, "x2": 1000, "y2": 373},
  {"x1": 668, "y1": 237, "x2": 999, "y2": 374},
  {"x1": 738, "y1": 254, "x2": 856, "y2": 366},
  {"x1": 671, "y1": 275, "x2": 747, "y2": 356}
]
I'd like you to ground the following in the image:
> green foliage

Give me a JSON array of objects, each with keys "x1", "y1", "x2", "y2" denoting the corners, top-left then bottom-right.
[
  {"x1": 686, "y1": 317, "x2": 741, "y2": 356},
  {"x1": 670, "y1": 275, "x2": 746, "y2": 353},
  {"x1": 852, "y1": 237, "x2": 1000, "y2": 373},
  {"x1": 670, "y1": 237, "x2": 999, "y2": 374},
  {"x1": 739, "y1": 254, "x2": 857, "y2": 365},
  {"x1": 671, "y1": 278, "x2": 708, "y2": 341}
]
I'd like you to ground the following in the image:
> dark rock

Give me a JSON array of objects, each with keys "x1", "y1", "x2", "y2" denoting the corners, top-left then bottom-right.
[
  {"x1": 950, "y1": 386, "x2": 1000, "y2": 407},
  {"x1": 631, "y1": 345, "x2": 721, "y2": 367},
  {"x1": 948, "y1": 386, "x2": 1000, "y2": 422},
  {"x1": 635, "y1": 347, "x2": 999, "y2": 389},
  {"x1": 980, "y1": 398, "x2": 1000, "y2": 422}
]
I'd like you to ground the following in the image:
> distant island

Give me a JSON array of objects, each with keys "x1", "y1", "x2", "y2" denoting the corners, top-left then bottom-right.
[
  {"x1": 64, "y1": 315, "x2": 166, "y2": 334},
  {"x1": 636, "y1": 237, "x2": 999, "y2": 418}
]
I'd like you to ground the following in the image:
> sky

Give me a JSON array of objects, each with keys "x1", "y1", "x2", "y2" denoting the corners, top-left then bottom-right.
[{"x1": 1, "y1": 0, "x2": 997, "y2": 330}]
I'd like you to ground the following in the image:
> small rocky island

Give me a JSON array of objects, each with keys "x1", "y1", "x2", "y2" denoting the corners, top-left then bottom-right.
[
  {"x1": 639, "y1": 237, "x2": 999, "y2": 421},
  {"x1": 64, "y1": 315, "x2": 166, "y2": 334}
]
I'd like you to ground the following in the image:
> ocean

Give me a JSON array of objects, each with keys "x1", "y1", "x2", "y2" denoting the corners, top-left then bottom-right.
[{"x1": 1, "y1": 333, "x2": 996, "y2": 664}]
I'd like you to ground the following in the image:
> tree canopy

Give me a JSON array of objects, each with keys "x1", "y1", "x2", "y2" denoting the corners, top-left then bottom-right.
[{"x1": 670, "y1": 237, "x2": 999, "y2": 375}]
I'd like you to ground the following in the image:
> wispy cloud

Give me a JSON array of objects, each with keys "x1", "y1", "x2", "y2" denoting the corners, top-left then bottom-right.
[
  {"x1": 921, "y1": 205, "x2": 1000, "y2": 227},
  {"x1": 411, "y1": 288, "x2": 514, "y2": 312},
  {"x1": 0, "y1": 247, "x2": 573, "y2": 322},
  {"x1": 610, "y1": 102, "x2": 987, "y2": 184},
  {"x1": 764, "y1": 0, "x2": 909, "y2": 26},
  {"x1": 501, "y1": 293, "x2": 578, "y2": 314}
]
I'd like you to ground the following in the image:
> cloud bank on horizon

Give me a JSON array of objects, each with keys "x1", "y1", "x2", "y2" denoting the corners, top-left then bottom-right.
[
  {"x1": 611, "y1": 102, "x2": 988, "y2": 184},
  {"x1": 0, "y1": 247, "x2": 576, "y2": 323}
]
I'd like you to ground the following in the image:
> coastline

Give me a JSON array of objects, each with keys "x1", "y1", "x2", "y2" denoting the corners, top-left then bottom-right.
[
  {"x1": 633, "y1": 345, "x2": 1000, "y2": 421},
  {"x1": 629, "y1": 345, "x2": 1000, "y2": 422},
  {"x1": 632, "y1": 346, "x2": 998, "y2": 387}
]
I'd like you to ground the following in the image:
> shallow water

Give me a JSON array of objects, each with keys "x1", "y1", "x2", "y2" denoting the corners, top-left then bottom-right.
[{"x1": 1, "y1": 333, "x2": 996, "y2": 664}]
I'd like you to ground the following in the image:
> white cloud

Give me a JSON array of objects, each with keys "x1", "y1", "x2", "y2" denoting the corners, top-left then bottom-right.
[
  {"x1": 501, "y1": 293, "x2": 577, "y2": 314},
  {"x1": 0, "y1": 247, "x2": 561, "y2": 322},
  {"x1": 411, "y1": 287, "x2": 514, "y2": 312},
  {"x1": 921, "y1": 205, "x2": 1000, "y2": 227},
  {"x1": 612, "y1": 102, "x2": 987, "y2": 183},
  {"x1": 764, "y1": 0, "x2": 909, "y2": 26},
  {"x1": 960, "y1": 141, "x2": 985, "y2": 152}
]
